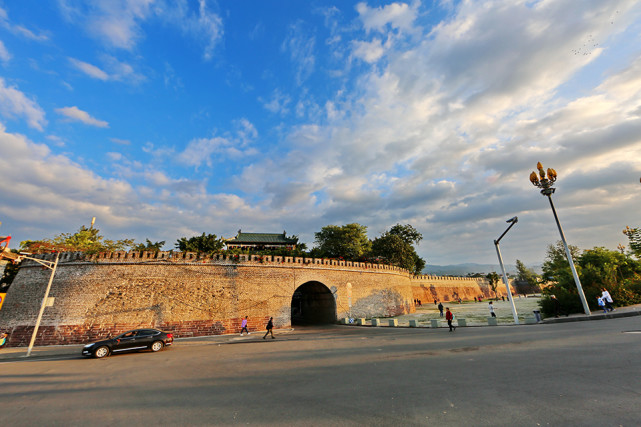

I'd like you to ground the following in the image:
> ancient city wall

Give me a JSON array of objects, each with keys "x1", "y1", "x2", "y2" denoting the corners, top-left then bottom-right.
[{"x1": 0, "y1": 251, "x2": 505, "y2": 347}]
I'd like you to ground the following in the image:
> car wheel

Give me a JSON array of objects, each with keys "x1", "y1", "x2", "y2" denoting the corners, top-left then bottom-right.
[
  {"x1": 150, "y1": 341, "x2": 164, "y2": 352},
  {"x1": 94, "y1": 346, "x2": 110, "y2": 358}
]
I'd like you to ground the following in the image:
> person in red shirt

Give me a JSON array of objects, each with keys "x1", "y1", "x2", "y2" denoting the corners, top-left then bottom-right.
[{"x1": 445, "y1": 308, "x2": 456, "y2": 332}]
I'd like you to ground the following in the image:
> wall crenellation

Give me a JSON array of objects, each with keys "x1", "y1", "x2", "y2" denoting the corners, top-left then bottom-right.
[{"x1": 23, "y1": 251, "x2": 478, "y2": 282}]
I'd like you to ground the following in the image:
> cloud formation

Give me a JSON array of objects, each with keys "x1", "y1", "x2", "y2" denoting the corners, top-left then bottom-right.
[
  {"x1": 0, "y1": 78, "x2": 46, "y2": 130},
  {"x1": 55, "y1": 106, "x2": 109, "y2": 128}
]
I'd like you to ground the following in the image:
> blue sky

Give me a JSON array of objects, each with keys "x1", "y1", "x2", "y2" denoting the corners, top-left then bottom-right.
[{"x1": 1, "y1": 0, "x2": 640, "y2": 266}]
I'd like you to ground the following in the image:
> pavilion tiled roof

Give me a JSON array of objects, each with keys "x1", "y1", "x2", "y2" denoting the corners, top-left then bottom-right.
[{"x1": 225, "y1": 232, "x2": 297, "y2": 245}]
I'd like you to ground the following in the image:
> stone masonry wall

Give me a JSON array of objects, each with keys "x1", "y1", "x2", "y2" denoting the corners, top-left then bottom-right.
[{"x1": 0, "y1": 251, "x2": 500, "y2": 347}]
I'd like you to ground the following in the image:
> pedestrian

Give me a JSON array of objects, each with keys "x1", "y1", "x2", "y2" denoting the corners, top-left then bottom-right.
[
  {"x1": 263, "y1": 317, "x2": 275, "y2": 339},
  {"x1": 240, "y1": 316, "x2": 250, "y2": 336},
  {"x1": 445, "y1": 308, "x2": 456, "y2": 332},
  {"x1": 489, "y1": 301, "x2": 497, "y2": 318},
  {"x1": 438, "y1": 302, "x2": 444, "y2": 317},
  {"x1": 550, "y1": 295, "x2": 567, "y2": 317},
  {"x1": 501, "y1": 295, "x2": 505, "y2": 302},
  {"x1": 601, "y1": 288, "x2": 615, "y2": 311},
  {"x1": 597, "y1": 296, "x2": 607, "y2": 313},
  {"x1": 0, "y1": 332, "x2": 7, "y2": 348},
  {"x1": 474, "y1": 296, "x2": 477, "y2": 302},
  {"x1": 434, "y1": 299, "x2": 437, "y2": 305}
]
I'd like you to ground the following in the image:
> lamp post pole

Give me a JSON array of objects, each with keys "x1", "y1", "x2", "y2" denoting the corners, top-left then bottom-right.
[
  {"x1": 530, "y1": 163, "x2": 590, "y2": 315},
  {"x1": 494, "y1": 217, "x2": 519, "y2": 324},
  {"x1": 25, "y1": 252, "x2": 60, "y2": 357}
]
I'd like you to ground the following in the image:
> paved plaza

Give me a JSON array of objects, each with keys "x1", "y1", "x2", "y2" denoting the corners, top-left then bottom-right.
[{"x1": 2, "y1": 312, "x2": 641, "y2": 426}]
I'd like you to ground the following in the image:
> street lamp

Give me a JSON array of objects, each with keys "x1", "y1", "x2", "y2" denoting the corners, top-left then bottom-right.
[
  {"x1": 0, "y1": 245, "x2": 60, "y2": 357},
  {"x1": 494, "y1": 216, "x2": 519, "y2": 325},
  {"x1": 529, "y1": 162, "x2": 590, "y2": 315}
]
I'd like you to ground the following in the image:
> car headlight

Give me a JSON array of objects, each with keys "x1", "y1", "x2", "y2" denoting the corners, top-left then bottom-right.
[{"x1": 84, "y1": 344, "x2": 94, "y2": 348}]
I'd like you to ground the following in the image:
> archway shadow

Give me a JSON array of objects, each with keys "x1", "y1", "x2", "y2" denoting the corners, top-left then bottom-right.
[{"x1": 291, "y1": 281, "x2": 336, "y2": 325}]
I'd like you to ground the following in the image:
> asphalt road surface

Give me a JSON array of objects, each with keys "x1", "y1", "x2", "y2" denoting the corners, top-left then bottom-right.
[{"x1": 2, "y1": 318, "x2": 641, "y2": 426}]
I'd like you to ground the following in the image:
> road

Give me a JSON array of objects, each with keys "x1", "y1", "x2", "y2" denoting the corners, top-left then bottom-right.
[{"x1": 2, "y1": 318, "x2": 641, "y2": 426}]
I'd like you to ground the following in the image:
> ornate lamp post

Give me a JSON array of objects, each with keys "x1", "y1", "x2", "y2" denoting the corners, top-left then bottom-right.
[{"x1": 529, "y1": 162, "x2": 590, "y2": 315}]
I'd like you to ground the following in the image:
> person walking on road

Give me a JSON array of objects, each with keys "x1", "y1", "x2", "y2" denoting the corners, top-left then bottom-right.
[
  {"x1": 240, "y1": 316, "x2": 250, "y2": 336},
  {"x1": 438, "y1": 302, "x2": 444, "y2": 317},
  {"x1": 489, "y1": 301, "x2": 497, "y2": 318},
  {"x1": 602, "y1": 288, "x2": 615, "y2": 311},
  {"x1": 263, "y1": 317, "x2": 275, "y2": 339},
  {"x1": 445, "y1": 308, "x2": 456, "y2": 332}
]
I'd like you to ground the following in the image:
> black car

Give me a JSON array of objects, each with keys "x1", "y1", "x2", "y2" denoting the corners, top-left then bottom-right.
[{"x1": 82, "y1": 329, "x2": 173, "y2": 358}]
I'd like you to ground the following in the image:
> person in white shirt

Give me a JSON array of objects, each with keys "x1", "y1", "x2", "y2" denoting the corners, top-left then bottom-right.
[
  {"x1": 489, "y1": 301, "x2": 496, "y2": 317},
  {"x1": 601, "y1": 288, "x2": 615, "y2": 312}
]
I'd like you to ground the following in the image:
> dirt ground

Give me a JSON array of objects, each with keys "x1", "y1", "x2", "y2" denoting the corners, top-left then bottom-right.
[{"x1": 391, "y1": 296, "x2": 542, "y2": 326}]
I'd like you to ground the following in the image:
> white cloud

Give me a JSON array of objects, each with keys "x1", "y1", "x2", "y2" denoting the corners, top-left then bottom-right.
[
  {"x1": 69, "y1": 58, "x2": 109, "y2": 80},
  {"x1": 351, "y1": 38, "x2": 385, "y2": 63},
  {"x1": 0, "y1": 6, "x2": 48, "y2": 41},
  {"x1": 281, "y1": 20, "x2": 316, "y2": 85},
  {"x1": 0, "y1": 77, "x2": 46, "y2": 130},
  {"x1": 260, "y1": 89, "x2": 291, "y2": 115},
  {"x1": 0, "y1": 40, "x2": 11, "y2": 62},
  {"x1": 55, "y1": 106, "x2": 109, "y2": 128},
  {"x1": 68, "y1": 56, "x2": 145, "y2": 84},
  {"x1": 110, "y1": 137, "x2": 131, "y2": 145},
  {"x1": 58, "y1": 0, "x2": 223, "y2": 60},
  {"x1": 355, "y1": 1, "x2": 419, "y2": 33}
]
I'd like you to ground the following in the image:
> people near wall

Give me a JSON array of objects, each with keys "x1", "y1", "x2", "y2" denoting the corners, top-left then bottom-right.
[
  {"x1": 474, "y1": 296, "x2": 477, "y2": 302},
  {"x1": 501, "y1": 296, "x2": 505, "y2": 301},
  {"x1": 240, "y1": 316, "x2": 250, "y2": 336},
  {"x1": 418, "y1": 299, "x2": 422, "y2": 306},
  {"x1": 438, "y1": 302, "x2": 444, "y2": 317},
  {"x1": 0, "y1": 332, "x2": 7, "y2": 348},
  {"x1": 434, "y1": 299, "x2": 437, "y2": 305},
  {"x1": 263, "y1": 317, "x2": 275, "y2": 339},
  {"x1": 601, "y1": 288, "x2": 615, "y2": 312},
  {"x1": 458, "y1": 297, "x2": 462, "y2": 304},
  {"x1": 445, "y1": 308, "x2": 456, "y2": 332},
  {"x1": 489, "y1": 301, "x2": 496, "y2": 318}
]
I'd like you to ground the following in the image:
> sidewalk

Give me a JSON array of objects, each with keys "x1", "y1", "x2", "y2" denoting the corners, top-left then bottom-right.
[{"x1": 540, "y1": 303, "x2": 641, "y2": 323}]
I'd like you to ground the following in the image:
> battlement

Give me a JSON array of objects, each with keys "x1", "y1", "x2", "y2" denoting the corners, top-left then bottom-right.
[{"x1": 20, "y1": 251, "x2": 478, "y2": 282}]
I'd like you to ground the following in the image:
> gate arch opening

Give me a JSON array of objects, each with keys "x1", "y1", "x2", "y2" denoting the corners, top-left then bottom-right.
[{"x1": 291, "y1": 281, "x2": 336, "y2": 325}]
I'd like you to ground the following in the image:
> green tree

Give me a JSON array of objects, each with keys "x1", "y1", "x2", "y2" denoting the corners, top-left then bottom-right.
[
  {"x1": 623, "y1": 226, "x2": 641, "y2": 257},
  {"x1": 388, "y1": 224, "x2": 423, "y2": 245},
  {"x1": 20, "y1": 226, "x2": 134, "y2": 254},
  {"x1": 541, "y1": 241, "x2": 581, "y2": 286},
  {"x1": 133, "y1": 239, "x2": 166, "y2": 252},
  {"x1": 515, "y1": 259, "x2": 540, "y2": 294},
  {"x1": 175, "y1": 233, "x2": 224, "y2": 253},
  {"x1": 486, "y1": 272, "x2": 500, "y2": 298},
  {"x1": 313, "y1": 224, "x2": 371, "y2": 259},
  {"x1": 371, "y1": 224, "x2": 426, "y2": 275}
]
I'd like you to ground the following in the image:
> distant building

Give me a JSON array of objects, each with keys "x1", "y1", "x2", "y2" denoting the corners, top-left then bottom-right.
[{"x1": 224, "y1": 230, "x2": 298, "y2": 251}]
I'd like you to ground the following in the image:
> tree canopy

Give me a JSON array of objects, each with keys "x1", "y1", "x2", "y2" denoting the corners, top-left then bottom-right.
[
  {"x1": 175, "y1": 233, "x2": 224, "y2": 253},
  {"x1": 313, "y1": 223, "x2": 372, "y2": 260},
  {"x1": 371, "y1": 224, "x2": 425, "y2": 275},
  {"x1": 20, "y1": 226, "x2": 134, "y2": 254}
]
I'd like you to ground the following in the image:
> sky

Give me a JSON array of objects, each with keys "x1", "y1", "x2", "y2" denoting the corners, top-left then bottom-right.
[{"x1": 0, "y1": 0, "x2": 640, "y2": 268}]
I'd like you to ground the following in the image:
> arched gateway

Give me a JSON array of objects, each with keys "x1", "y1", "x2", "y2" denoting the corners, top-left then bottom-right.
[{"x1": 290, "y1": 281, "x2": 336, "y2": 325}]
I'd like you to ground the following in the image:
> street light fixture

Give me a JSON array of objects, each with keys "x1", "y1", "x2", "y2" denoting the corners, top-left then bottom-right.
[
  {"x1": 494, "y1": 216, "x2": 519, "y2": 324},
  {"x1": 529, "y1": 162, "x2": 590, "y2": 315}
]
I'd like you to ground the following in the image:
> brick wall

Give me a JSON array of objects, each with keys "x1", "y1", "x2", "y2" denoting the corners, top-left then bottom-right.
[{"x1": 0, "y1": 252, "x2": 501, "y2": 347}]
